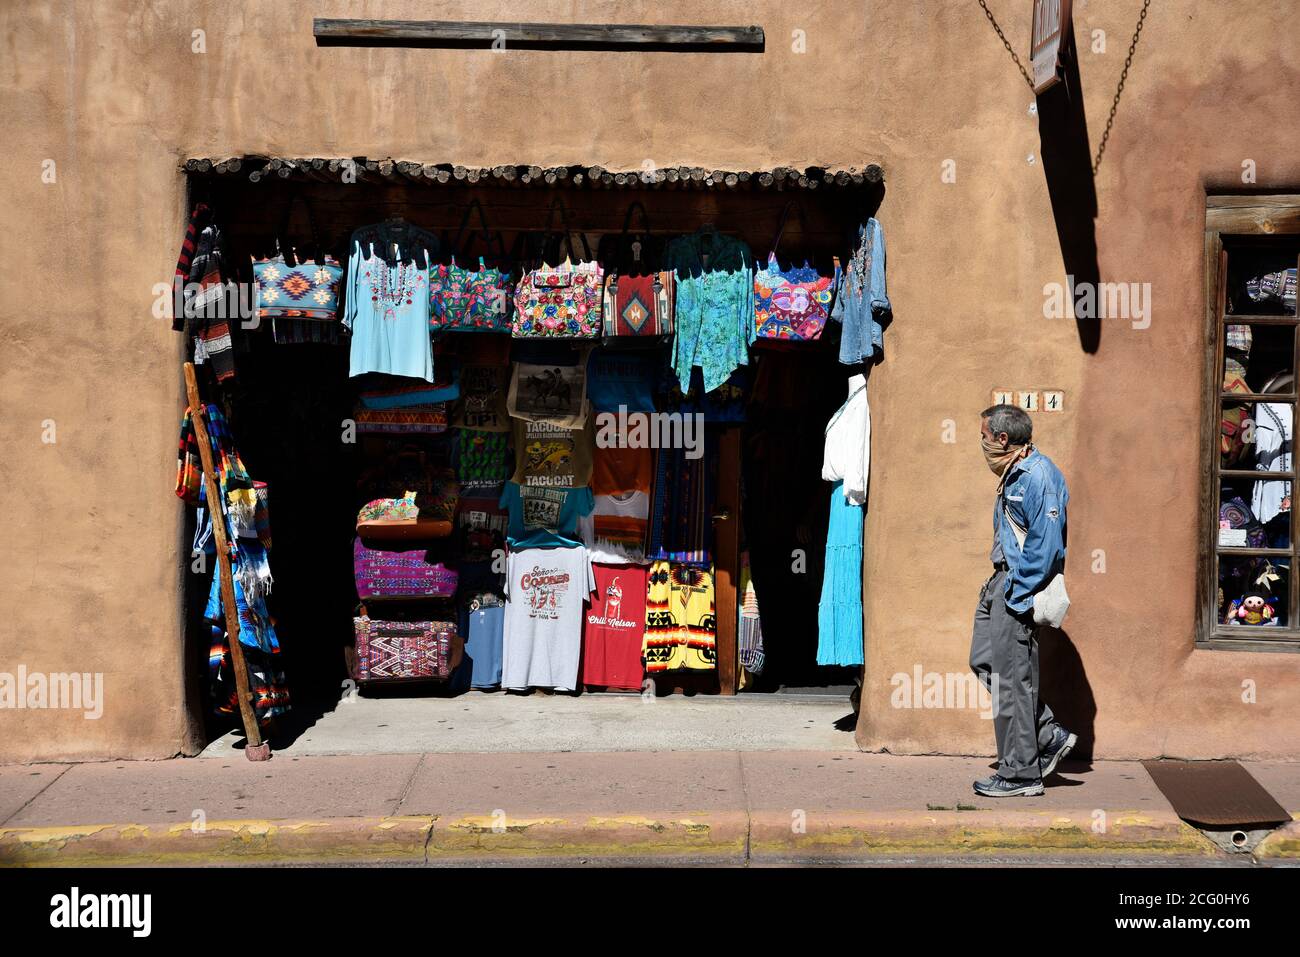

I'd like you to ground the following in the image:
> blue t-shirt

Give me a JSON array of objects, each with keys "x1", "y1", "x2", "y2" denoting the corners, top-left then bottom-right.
[
  {"x1": 499, "y1": 482, "x2": 594, "y2": 549},
  {"x1": 587, "y1": 351, "x2": 658, "y2": 413}
]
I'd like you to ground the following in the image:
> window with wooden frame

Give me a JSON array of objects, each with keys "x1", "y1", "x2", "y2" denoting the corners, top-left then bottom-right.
[{"x1": 1202, "y1": 195, "x2": 1300, "y2": 649}]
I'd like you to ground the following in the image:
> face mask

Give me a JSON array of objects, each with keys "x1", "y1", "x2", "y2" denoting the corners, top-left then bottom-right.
[{"x1": 982, "y1": 437, "x2": 1028, "y2": 480}]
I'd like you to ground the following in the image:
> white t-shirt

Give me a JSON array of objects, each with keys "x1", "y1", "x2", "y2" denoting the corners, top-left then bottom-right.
[
  {"x1": 501, "y1": 546, "x2": 597, "y2": 691},
  {"x1": 579, "y1": 490, "x2": 651, "y2": 564}
]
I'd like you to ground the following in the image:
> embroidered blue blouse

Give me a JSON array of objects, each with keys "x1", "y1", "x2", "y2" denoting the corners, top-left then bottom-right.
[
  {"x1": 664, "y1": 231, "x2": 755, "y2": 394},
  {"x1": 343, "y1": 243, "x2": 435, "y2": 382},
  {"x1": 830, "y1": 218, "x2": 891, "y2": 364}
]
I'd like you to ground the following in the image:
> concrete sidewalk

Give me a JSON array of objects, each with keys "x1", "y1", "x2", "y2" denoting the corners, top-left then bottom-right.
[
  {"x1": 201, "y1": 691, "x2": 857, "y2": 757},
  {"x1": 1, "y1": 751, "x2": 1297, "y2": 866}
]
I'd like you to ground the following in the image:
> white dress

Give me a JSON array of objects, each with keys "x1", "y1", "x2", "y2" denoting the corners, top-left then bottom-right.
[{"x1": 821, "y1": 373, "x2": 871, "y2": 504}]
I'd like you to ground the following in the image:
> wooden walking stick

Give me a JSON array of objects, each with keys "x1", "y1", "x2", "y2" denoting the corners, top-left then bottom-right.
[{"x1": 184, "y1": 362, "x2": 271, "y2": 760}]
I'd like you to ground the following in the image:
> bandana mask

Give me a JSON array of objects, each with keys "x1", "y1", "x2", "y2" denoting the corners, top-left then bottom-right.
[{"x1": 982, "y1": 437, "x2": 1030, "y2": 484}]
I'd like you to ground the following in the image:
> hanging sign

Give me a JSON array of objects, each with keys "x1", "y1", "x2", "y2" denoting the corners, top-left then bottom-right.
[{"x1": 1031, "y1": 0, "x2": 1073, "y2": 93}]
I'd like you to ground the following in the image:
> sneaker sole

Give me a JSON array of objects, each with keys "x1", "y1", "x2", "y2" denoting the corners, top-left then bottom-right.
[
  {"x1": 1040, "y1": 732, "x2": 1078, "y2": 779},
  {"x1": 972, "y1": 782, "x2": 1045, "y2": 798}
]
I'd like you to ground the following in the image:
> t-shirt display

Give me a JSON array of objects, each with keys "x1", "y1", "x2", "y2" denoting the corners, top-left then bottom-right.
[
  {"x1": 511, "y1": 417, "x2": 595, "y2": 489},
  {"x1": 502, "y1": 546, "x2": 597, "y2": 691},
  {"x1": 580, "y1": 490, "x2": 650, "y2": 564},
  {"x1": 587, "y1": 351, "x2": 659, "y2": 413},
  {"x1": 458, "y1": 594, "x2": 505, "y2": 689},
  {"x1": 500, "y1": 481, "x2": 594, "y2": 549},
  {"x1": 174, "y1": 205, "x2": 894, "y2": 715},
  {"x1": 582, "y1": 563, "x2": 648, "y2": 690},
  {"x1": 592, "y1": 444, "x2": 652, "y2": 496},
  {"x1": 455, "y1": 429, "x2": 512, "y2": 497},
  {"x1": 507, "y1": 359, "x2": 590, "y2": 428},
  {"x1": 452, "y1": 363, "x2": 512, "y2": 432}
]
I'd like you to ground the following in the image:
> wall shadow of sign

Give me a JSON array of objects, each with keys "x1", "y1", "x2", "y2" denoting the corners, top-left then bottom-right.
[{"x1": 1036, "y1": 28, "x2": 1101, "y2": 355}]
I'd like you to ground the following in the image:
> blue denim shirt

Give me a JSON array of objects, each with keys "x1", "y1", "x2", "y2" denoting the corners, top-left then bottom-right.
[{"x1": 993, "y1": 449, "x2": 1069, "y2": 613}]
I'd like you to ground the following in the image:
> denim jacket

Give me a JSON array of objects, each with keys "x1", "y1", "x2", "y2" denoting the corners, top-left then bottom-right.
[
  {"x1": 993, "y1": 449, "x2": 1069, "y2": 613},
  {"x1": 830, "y1": 218, "x2": 890, "y2": 364}
]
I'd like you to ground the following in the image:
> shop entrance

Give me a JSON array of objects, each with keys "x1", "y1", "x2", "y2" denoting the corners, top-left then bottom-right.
[{"x1": 180, "y1": 159, "x2": 883, "y2": 749}]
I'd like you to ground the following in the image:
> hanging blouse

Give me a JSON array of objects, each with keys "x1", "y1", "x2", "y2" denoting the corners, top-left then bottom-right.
[
  {"x1": 753, "y1": 254, "x2": 840, "y2": 341},
  {"x1": 822, "y1": 374, "x2": 871, "y2": 504},
  {"x1": 831, "y1": 218, "x2": 891, "y2": 365},
  {"x1": 664, "y1": 231, "x2": 755, "y2": 393},
  {"x1": 343, "y1": 243, "x2": 435, "y2": 382},
  {"x1": 429, "y1": 258, "x2": 513, "y2": 333}
]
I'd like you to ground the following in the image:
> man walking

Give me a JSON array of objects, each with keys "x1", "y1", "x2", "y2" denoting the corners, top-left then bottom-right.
[{"x1": 970, "y1": 405, "x2": 1076, "y2": 797}]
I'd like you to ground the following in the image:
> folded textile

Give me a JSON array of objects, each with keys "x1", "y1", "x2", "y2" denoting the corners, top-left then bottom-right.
[
  {"x1": 354, "y1": 405, "x2": 449, "y2": 434},
  {"x1": 358, "y1": 366, "x2": 461, "y2": 409}
]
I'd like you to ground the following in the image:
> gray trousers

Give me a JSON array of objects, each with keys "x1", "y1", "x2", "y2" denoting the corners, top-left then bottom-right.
[{"x1": 969, "y1": 568, "x2": 1060, "y2": 781}]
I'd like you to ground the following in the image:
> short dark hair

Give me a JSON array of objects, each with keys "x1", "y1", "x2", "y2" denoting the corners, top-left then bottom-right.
[{"x1": 981, "y1": 404, "x2": 1033, "y2": 444}]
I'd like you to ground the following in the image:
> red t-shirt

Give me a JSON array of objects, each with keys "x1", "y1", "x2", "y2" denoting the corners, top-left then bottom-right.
[{"x1": 582, "y1": 563, "x2": 647, "y2": 690}]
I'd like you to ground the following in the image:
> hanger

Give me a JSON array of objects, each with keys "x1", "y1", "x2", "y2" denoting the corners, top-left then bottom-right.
[
  {"x1": 1261, "y1": 371, "x2": 1295, "y2": 395},
  {"x1": 448, "y1": 199, "x2": 507, "y2": 267},
  {"x1": 530, "y1": 196, "x2": 592, "y2": 267},
  {"x1": 351, "y1": 217, "x2": 440, "y2": 267}
]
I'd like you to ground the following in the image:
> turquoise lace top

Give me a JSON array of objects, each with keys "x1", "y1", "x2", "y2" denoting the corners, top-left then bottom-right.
[{"x1": 664, "y1": 231, "x2": 755, "y2": 393}]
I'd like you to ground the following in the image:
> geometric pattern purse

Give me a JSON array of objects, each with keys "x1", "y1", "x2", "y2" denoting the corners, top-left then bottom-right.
[{"x1": 253, "y1": 257, "x2": 342, "y2": 321}]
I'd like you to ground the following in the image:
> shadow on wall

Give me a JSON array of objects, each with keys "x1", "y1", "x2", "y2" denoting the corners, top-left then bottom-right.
[
  {"x1": 1037, "y1": 26, "x2": 1101, "y2": 355},
  {"x1": 1039, "y1": 626, "x2": 1097, "y2": 760}
]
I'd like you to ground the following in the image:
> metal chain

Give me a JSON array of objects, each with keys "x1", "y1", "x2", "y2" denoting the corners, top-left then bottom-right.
[
  {"x1": 976, "y1": 0, "x2": 1153, "y2": 176},
  {"x1": 978, "y1": 0, "x2": 1035, "y2": 91},
  {"x1": 1092, "y1": 0, "x2": 1151, "y2": 174}
]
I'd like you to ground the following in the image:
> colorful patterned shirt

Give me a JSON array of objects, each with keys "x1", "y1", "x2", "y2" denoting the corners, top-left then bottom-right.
[{"x1": 665, "y1": 232, "x2": 755, "y2": 393}]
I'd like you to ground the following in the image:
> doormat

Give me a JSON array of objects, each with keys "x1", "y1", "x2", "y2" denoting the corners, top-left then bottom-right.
[{"x1": 1142, "y1": 760, "x2": 1290, "y2": 829}]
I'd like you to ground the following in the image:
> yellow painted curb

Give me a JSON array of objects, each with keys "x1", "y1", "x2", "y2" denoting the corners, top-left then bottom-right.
[
  {"x1": 427, "y1": 812, "x2": 748, "y2": 859},
  {"x1": 1254, "y1": 820, "x2": 1300, "y2": 860},
  {"x1": 0, "y1": 808, "x2": 1231, "y2": 865},
  {"x1": 0, "y1": 817, "x2": 435, "y2": 867},
  {"x1": 748, "y1": 809, "x2": 1216, "y2": 858}
]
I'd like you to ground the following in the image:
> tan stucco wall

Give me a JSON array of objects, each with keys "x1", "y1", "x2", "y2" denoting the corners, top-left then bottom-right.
[{"x1": 0, "y1": 0, "x2": 1296, "y2": 762}]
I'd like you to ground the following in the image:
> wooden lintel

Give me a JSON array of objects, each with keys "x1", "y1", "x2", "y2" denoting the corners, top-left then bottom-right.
[{"x1": 312, "y1": 18, "x2": 765, "y2": 51}]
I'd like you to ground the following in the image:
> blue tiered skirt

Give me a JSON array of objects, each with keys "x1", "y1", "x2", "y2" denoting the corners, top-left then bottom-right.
[{"x1": 817, "y1": 480, "x2": 864, "y2": 667}]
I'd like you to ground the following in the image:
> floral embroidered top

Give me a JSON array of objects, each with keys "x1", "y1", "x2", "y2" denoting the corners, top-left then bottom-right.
[
  {"x1": 343, "y1": 244, "x2": 435, "y2": 382},
  {"x1": 830, "y1": 218, "x2": 891, "y2": 365},
  {"x1": 664, "y1": 231, "x2": 755, "y2": 393},
  {"x1": 430, "y1": 258, "x2": 513, "y2": 333},
  {"x1": 753, "y1": 254, "x2": 840, "y2": 341}
]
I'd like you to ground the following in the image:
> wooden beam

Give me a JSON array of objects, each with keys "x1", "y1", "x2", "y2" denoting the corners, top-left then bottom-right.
[{"x1": 313, "y1": 19, "x2": 765, "y2": 51}]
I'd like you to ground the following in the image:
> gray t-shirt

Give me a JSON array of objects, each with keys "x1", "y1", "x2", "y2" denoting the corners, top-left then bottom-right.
[
  {"x1": 501, "y1": 546, "x2": 596, "y2": 691},
  {"x1": 990, "y1": 491, "x2": 1006, "y2": 565}
]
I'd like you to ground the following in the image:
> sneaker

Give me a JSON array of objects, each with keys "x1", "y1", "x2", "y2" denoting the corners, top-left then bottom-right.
[
  {"x1": 1039, "y1": 726, "x2": 1078, "y2": 779},
  {"x1": 973, "y1": 773, "x2": 1045, "y2": 797}
]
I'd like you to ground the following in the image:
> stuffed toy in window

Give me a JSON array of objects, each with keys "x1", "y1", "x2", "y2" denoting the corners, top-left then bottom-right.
[{"x1": 1228, "y1": 588, "x2": 1277, "y2": 626}]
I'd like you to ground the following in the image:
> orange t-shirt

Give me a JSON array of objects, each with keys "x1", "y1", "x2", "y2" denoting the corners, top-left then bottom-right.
[{"x1": 593, "y1": 445, "x2": 652, "y2": 495}]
